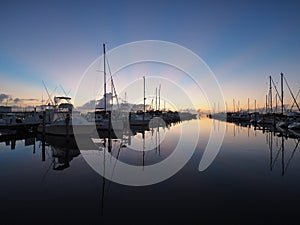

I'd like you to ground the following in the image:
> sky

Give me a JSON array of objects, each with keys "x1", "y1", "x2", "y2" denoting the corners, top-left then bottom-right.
[{"x1": 1, "y1": 0, "x2": 300, "y2": 111}]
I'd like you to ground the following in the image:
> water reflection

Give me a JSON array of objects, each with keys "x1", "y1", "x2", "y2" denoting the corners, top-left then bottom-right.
[
  {"x1": 2, "y1": 118, "x2": 300, "y2": 224},
  {"x1": 0, "y1": 121, "x2": 175, "y2": 216},
  {"x1": 266, "y1": 129, "x2": 300, "y2": 176},
  {"x1": 222, "y1": 119, "x2": 300, "y2": 176},
  {"x1": 1, "y1": 118, "x2": 176, "y2": 171},
  {"x1": 0, "y1": 128, "x2": 36, "y2": 150}
]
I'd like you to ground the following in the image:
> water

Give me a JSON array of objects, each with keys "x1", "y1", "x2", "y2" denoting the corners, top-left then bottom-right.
[{"x1": 1, "y1": 118, "x2": 300, "y2": 224}]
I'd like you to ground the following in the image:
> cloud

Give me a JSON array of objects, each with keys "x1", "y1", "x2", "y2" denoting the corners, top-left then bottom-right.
[
  {"x1": 24, "y1": 98, "x2": 39, "y2": 101},
  {"x1": 0, "y1": 93, "x2": 39, "y2": 106},
  {"x1": 13, "y1": 98, "x2": 21, "y2": 103},
  {"x1": 0, "y1": 93, "x2": 11, "y2": 103},
  {"x1": 13, "y1": 98, "x2": 39, "y2": 104}
]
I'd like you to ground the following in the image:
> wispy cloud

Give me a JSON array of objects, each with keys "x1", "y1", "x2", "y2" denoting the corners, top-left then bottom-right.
[
  {"x1": 0, "y1": 93, "x2": 39, "y2": 106},
  {"x1": 0, "y1": 93, "x2": 12, "y2": 104}
]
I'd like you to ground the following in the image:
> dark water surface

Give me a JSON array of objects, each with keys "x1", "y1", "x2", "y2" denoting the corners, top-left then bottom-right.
[{"x1": 1, "y1": 118, "x2": 300, "y2": 225}]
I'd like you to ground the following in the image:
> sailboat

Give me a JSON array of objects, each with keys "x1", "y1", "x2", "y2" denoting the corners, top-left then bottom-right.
[
  {"x1": 130, "y1": 76, "x2": 151, "y2": 126},
  {"x1": 88, "y1": 44, "x2": 124, "y2": 131}
]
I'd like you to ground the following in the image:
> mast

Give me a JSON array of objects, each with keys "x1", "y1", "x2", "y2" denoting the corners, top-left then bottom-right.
[
  {"x1": 247, "y1": 98, "x2": 249, "y2": 114},
  {"x1": 155, "y1": 87, "x2": 157, "y2": 111},
  {"x1": 103, "y1": 43, "x2": 107, "y2": 112},
  {"x1": 269, "y1": 76, "x2": 272, "y2": 113},
  {"x1": 265, "y1": 94, "x2": 268, "y2": 114},
  {"x1": 275, "y1": 94, "x2": 278, "y2": 113},
  {"x1": 213, "y1": 102, "x2": 216, "y2": 115},
  {"x1": 111, "y1": 76, "x2": 113, "y2": 111},
  {"x1": 233, "y1": 99, "x2": 235, "y2": 113},
  {"x1": 143, "y1": 76, "x2": 146, "y2": 114},
  {"x1": 254, "y1": 99, "x2": 257, "y2": 121},
  {"x1": 143, "y1": 76, "x2": 146, "y2": 127},
  {"x1": 281, "y1": 72, "x2": 284, "y2": 115},
  {"x1": 158, "y1": 84, "x2": 161, "y2": 111}
]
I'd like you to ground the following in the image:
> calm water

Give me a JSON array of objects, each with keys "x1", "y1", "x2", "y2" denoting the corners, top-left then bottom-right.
[{"x1": 1, "y1": 118, "x2": 300, "y2": 224}]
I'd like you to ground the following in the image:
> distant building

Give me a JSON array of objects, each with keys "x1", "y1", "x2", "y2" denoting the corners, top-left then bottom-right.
[{"x1": 0, "y1": 106, "x2": 12, "y2": 113}]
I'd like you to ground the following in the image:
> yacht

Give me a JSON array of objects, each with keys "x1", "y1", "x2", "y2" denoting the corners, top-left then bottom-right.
[{"x1": 37, "y1": 96, "x2": 96, "y2": 136}]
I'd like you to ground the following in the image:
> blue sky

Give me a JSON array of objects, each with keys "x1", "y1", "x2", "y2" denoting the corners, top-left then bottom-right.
[{"x1": 1, "y1": 0, "x2": 300, "y2": 110}]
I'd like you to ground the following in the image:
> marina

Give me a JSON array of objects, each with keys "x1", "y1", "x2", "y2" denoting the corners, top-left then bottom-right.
[
  {"x1": 1, "y1": 117, "x2": 300, "y2": 224},
  {"x1": 210, "y1": 73, "x2": 300, "y2": 135},
  {"x1": 1, "y1": 1, "x2": 300, "y2": 224},
  {"x1": 0, "y1": 54, "x2": 299, "y2": 225}
]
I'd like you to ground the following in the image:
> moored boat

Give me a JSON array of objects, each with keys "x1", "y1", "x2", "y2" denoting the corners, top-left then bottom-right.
[{"x1": 288, "y1": 122, "x2": 300, "y2": 130}]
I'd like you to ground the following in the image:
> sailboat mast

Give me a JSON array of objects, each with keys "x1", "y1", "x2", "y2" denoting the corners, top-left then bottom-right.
[
  {"x1": 213, "y1": 102, "x2": 216, "y2": 114},
  {"x1": 248, "y1": 98, "x2": 249, "y2": 114},
  {"x1": 269, "y1": 76, "x2": 272, "y2": 113},
  {"x1": 103, "y1": 43, "x2": 107, "y2": 112},
  {"x1": 143, "y1": 76, "x2": 146, "y2": 113},
  {"x1": 233, "y1": 99, "x2": 235, "y2": 113},
  {"x1": 281, "y1": 72, "x2": 284, "y2": 115},
  {"x1": 275, "y1": 94, "x2": 278, "y2": 112},
  {"x1": 158, "y1": 84, "x2": 161, "y2": 111},
  {"x1": 155, "y1": 87, "x2": 157, "y2": 111},
  {"x1": 265, "y1": 94, "x2": 268, "y2": 114}
]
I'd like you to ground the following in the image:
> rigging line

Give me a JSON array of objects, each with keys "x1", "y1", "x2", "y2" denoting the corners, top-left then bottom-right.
[
  {"x1": 284, "y1": 76, "x2": 300, "y2": 111},
  {"x1": 285, "y1": 139, "x2": 300, "y2": 172},
  {"x1": 59, "y1": 84, "x2": 68, "y2": 97},
  {"x1": 45, "y1": 86, "x2": 58, "y2": 105},
  {"x1": 106, "y1": 141, "x2": 123, "y2": 199},
  {"x1": 290, "y1": 88, "x2": 300, "y2": 111},
  {"x1": 271, "y1": 77, "x2": 287, "y2": 112},
  {"x1": 271, "y1": 144, "x2": 282, "y2": 169},
  {"x1": 100, "y1": 136, "x2": 107, "y2": 216},
  {"x1": 111, "y1": 78, "x2": 120, "y2": 110},
  {"x1": 41, "y1": 157, "x2": 55, "y2": 182},
  {"x1": 105, "y1": 54, "x2": 120, "y2": 109},
  {"x1": 42, "y1": 81, "x2": 55, "y2": 106},
  {"x1": 108, "y1": 140, "x2": 120, "y2": 161}
]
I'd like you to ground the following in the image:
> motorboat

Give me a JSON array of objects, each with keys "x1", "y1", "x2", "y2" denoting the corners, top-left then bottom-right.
[{"x1": 37, "y1": 97, "x2": 96, "y2": 136}]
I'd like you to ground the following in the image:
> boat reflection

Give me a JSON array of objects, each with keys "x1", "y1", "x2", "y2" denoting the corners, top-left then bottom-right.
[
  {"x1": 266, "y1": 129, "x2": 300, "y2": 176},
  {"x1": 0, "y1": 128, "x2": 36, "y2": 150},
  {"x1": 51, "y1": 146, "x2": 80, "y2": 170},
  {"x1": 220, "y1": 119, "x2": 300, "y2": 176}
]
